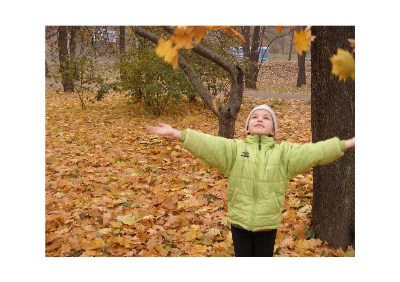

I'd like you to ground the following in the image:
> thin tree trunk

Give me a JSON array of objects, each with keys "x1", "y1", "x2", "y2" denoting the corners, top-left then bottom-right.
[
  {"x1": 58, "y1": 26, "x2": 74, "y2": 92},
  {"x1": 297, "y1": 51, "x2": 306, "y2": 86},
  {"x1": 119, "y1": 26, "x2": 125, "y2": 53},
  {"x1": 296, "y1": 26, "x2": 306, "y2": 87},
  {"x1": 119, "y1": 26, "x2": 126, "y2": 80},
  {"x1": 241, "y1": 26, "x2": 262, "y2": 89},
  {"x1": 69, "y1": 27, "x2": 79, "y2": 80},
  {"x1": 288, "y1": 31, "x2": 294, "y2": 61},
  {"x1": 311, "y1": 26, "x2": 355, "y2": 249}
]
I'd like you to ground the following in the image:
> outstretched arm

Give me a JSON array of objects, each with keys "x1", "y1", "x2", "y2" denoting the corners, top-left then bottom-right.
[
  {"x1": 147, "y1": 123, "x2": 182, "y2": 140},
  {"x1": 147, "y1": 123, "x2": 237, "y2": 176}
]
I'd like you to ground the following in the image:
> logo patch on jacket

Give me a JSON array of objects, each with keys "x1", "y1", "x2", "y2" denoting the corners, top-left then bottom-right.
[{"x1": 241, "y1": 151, "x2": 250, "y2": 158}]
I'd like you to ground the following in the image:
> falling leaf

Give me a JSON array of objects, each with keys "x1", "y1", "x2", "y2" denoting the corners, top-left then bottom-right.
[
  {"x1": 156, "y1": 26, "x2": 245, "y2": 69},
  {"x1": 330, "y1": 48, "x2": 355, "y2": 81},
  {"x1": 276, "y1": 26, "x2": 284, "y2": 34},
  {"x1": 155, "y1": 38, "x2": 179, "y2": 69},
  {"x1": 293, "y1": 29, "x2": 315, "y2": 55},
  {"x1": 223, "y1": 27, "x2": 246, "y2": 44}
]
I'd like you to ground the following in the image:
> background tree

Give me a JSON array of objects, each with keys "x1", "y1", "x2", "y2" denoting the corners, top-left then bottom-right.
[
  {"x1": 310, "y1": 26, "x2": 355, "y2": 249},
  {"x1": 241, "y1": 26, "x2": 294, "y2": 89},
  {"x1": 57, "y1": 26, "x2": 75, "y2": 92},
  {"x1": 117, "y1": 36, "x2": 195, "y2": 116},
  {"x1": 134, "y1": 26, "x2": 244, "y2": 138},
  {"x1": 119, "y1": 26, "x2": 126, "y2": 80},
  {"x1": 241, "y1": 26, "x2": 265, "y2": 89},
  {"x1": 296, "y1": 26, "x2": 307, "y2": 87}
]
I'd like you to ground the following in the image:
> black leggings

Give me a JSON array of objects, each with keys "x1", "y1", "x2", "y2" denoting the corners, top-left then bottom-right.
[{"x1": 231, "y1": 224, "x2": 277, "y2": 257}]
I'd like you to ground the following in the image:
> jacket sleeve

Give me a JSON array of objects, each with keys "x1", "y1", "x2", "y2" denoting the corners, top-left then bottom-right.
[
  {"x1": 180, "y1": 129, "x2": 237, "y2": 176},
  {"x1": 281, "y1": 137, "x2": 346, "y2": 179}
]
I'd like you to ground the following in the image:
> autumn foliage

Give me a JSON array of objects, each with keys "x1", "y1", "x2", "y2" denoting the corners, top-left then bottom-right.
[
  {"x1": 155, "y1": 26, "x2": 355, "y2": 82},
  {"x1": 46, "y1": 86, "x2": 354, "y2": 257}
]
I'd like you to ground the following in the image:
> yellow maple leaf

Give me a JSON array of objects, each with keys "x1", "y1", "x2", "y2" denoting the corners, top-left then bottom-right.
[
  {"x1": 330, "y1": 48, "x2": 355, "y2": 81},
  {"x1": 293, "y1": 29, "x2": 315, "y2": 54},
  {"x1": 156, "y1": 26, "x2": 245, "y2": 69},
  {"x1": 155, "y1": 38, "x2": 179, "y2": 69}
]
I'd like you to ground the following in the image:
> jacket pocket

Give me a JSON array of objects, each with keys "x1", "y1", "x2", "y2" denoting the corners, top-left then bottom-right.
[{"x1": 258, "y1": 192, "x2": 280, "y2": 215}]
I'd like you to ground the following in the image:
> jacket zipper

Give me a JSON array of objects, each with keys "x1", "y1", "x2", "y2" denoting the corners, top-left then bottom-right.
[{"x1": 251, "y1": 137, "x2": 262, "y2": 229}]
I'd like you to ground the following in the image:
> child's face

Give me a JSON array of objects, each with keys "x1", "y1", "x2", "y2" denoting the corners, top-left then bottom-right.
[{"x1": 248, "y1": 109, "x2": 275, "y2": 136}]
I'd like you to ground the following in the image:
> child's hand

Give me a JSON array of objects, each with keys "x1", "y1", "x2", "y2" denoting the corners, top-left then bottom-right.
[
  {"x1": 344, "y1": 137, "x2": 355, "y2": 150},
  {"x1": 147, "y1": 123, "x2": 181, "y2": 140}
]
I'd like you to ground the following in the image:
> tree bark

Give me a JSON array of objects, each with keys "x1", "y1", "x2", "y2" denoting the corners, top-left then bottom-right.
[
  {"x1": 311, "y1": 26, "x2": 355, "y2": 249},
  {"x1": 296, "y1": 27, "x2": 306, "y2": 87},
  {"x1": 288, "y1": 31, "x2": 294, "y2": 61},
  {"x1": 133, "y1": 26, "x2": 244, "y2": 139},
  {"x1": 119, "y1": 26, "x2": 127, "y2": 80},
  {"x1": 69, "y1": 27, "x2": 79, "y2": 80},
  {"x1": 58, "y1": 26, "x2": 74, "y2": 92},
  {"x1": 296, "y1": 51, "x2": 306, "y2": 86},
  {"x1": 119, "y1": 26, "x2": 126, "y2": 53},
  {"x1": 241, "y1": 26, "x2": 262, "y2": 89}
]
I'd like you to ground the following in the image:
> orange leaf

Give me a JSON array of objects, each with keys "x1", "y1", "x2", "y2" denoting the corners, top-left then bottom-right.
[
  {"x1": 276, "y1": 26, "x2": 283, "y2": 34},
  {"x1": 223, "y1": 27, "x2": 246, "y2": 44}
]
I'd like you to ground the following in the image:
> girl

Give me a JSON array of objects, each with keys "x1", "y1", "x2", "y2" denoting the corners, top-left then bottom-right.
[{"x1": 147, "y1": 104, "x2": 355, "y2": 257}]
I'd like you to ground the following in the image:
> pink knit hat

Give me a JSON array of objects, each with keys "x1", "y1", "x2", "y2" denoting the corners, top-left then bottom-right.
[{"x1": 244, "y1": 104, "x2": 277, "y2": 135}]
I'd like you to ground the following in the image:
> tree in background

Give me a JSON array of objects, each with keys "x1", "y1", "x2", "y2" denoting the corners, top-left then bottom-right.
[
  {"x1": 134, "y1": 26, "x2": 244, "y2": 138},
  {"x1": 296, "y1": 26, "x2": 307, "y2": 87},
  {"x1": 311, "y1": 26, "x2": 355, "y2": 249},
  {"x1": 241, "y1": 26, "x2": 264, "y2": 89},
  {"x1": 57, "y1": 26, "x2": 77, "y2": 92},
  {"x1": 241, "y1": 26, "x2": 296, "y2": 89}
]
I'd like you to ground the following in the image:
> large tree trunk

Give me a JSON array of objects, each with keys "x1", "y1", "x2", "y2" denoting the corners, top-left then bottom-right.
[
  {"x1": 134, "y1": 26, "x2": 244, "y2": 139},
  {"x1": 311, "y1": 26, "x2": 355, "y2": 249},
  {"x1": 58, "y1": 26, "x2": 74, "y2": 92}
]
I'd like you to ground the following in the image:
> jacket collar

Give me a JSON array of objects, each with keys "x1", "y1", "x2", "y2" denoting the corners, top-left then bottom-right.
[{"x1": 245, "y1": 135, "x2": 275, "y2": 147}]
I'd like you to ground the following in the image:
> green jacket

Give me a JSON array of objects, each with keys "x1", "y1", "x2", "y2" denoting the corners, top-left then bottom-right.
[{"x1": 181, "y1": 129, "x2": 346, "y2": 231}]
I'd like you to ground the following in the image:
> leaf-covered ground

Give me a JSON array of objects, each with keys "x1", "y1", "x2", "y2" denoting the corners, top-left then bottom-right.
[{"x1": 45, "y1": 88, "x2": 354, "y2": 257}]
